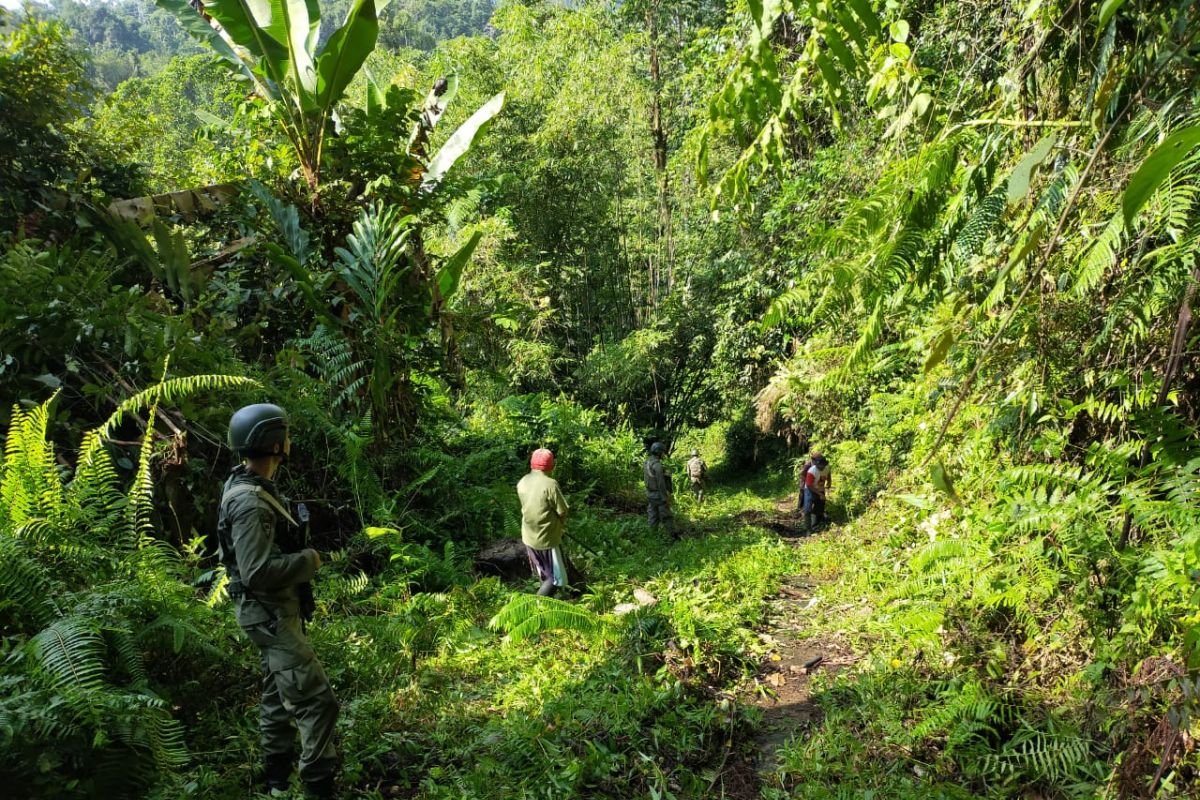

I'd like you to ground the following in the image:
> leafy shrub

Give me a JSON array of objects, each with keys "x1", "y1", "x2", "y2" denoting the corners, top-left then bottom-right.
[{"x1": 0, "y1": 377, "x2": 251, "y2": 798}]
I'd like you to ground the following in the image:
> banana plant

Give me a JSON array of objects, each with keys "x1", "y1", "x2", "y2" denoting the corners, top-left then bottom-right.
[{"x1": 155, "y1": 0, "x2": 385, "y2": 192}]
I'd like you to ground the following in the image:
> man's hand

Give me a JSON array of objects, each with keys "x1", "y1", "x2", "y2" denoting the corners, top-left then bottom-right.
[{"x1": 305, "y1": 548, "x2": 322, "y2": 570}]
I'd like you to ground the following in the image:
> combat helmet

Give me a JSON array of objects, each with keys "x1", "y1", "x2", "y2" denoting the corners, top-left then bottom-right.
[{"x1": 229, "y1": 404, "x2": 289, "y2": 458}]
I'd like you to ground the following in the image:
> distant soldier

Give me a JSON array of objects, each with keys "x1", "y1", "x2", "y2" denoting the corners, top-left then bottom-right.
[
  {"x1": 643, "y1": 442, "x2": 675, "y2": 536},
  {"x1": 686, "y1": 449, "x2": 708, "y2": 504},
  {"x1": 801, "y1": 452, "x2": 832, "y2": 532},
  {"x1": 517, "y1": 448, "x2": 570, "y2": 597},
  {"x1": 217, "y1": 404, "x2": 338, "y2": 799}
]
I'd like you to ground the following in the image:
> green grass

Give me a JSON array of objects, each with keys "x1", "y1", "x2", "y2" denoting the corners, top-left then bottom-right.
[
  {"x1": 154, "y1": 471, "x2": 808, "y2": 799},
  {"x1": 158, "y1": 465, "x2": 1126, "y2": 800}
]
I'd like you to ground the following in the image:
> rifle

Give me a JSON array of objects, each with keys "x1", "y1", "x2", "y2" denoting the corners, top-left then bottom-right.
[{"x1": 295, "y1": 502, "x2": 317, "y2": 623}]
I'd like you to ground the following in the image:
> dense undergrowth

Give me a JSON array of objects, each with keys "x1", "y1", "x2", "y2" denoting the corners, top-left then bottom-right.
[
  {"x1": 3, "y1": 0, "x2": 1200, "y2": 797},
  {"x1": 2, "y1": 386, "x2": 809, "y2": 798}
]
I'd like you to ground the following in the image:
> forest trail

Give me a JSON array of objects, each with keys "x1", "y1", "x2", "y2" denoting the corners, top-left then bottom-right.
[{"x1": 725, "y1": 495, "x2": 861, "y2": 794}]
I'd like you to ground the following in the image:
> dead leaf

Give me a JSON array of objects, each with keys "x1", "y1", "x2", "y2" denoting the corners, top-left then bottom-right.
[{"x1": 633, "y1": 588, "x2": 659, "y2": 606}]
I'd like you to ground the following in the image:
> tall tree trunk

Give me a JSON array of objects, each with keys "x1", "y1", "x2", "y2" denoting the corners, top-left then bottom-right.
[{"x1": 647, "y1": 2, "x2": 673, "y2": 313}]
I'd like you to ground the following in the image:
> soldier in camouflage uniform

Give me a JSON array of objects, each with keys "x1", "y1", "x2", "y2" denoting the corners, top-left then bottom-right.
[
  {"x1": 217, "y1": 404, "x2": 338, "y2": 798},
  {"x1": 686, "y1": 449, "x2": 708, "y2": 504},
  {"x1": 643, "y1": 442, "x2": 675, "y2": 537}
]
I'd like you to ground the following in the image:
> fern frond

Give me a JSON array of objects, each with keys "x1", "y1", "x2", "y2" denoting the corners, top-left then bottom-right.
[
  {"x1": 106, "y1": 627, "x2": 149, "y2": 689},
  {"x1": 952, "y1": 185, "x2": 1008, "y2": 262},
  {"x1": 1, "y1": 396, "x2": 65, "y2": 530},
  {"x1": 0, "y1": 536, "x2": 61, "y2": 631},
  {"x1": 30, "y1": 616, "x2": 108, "y2": 692},
  {"x1": 129, "y1": 406, "x2": 159, "y2": 549},
  {"x1": 1072, "y1": 211, "x2": 1124, "y2": 296},
  {"x1": 94, "y1": 374, "x2": 261, "y2": 446},
  {"x1": 489, "y1": 594, "x2": 605, "y2": 643},
  {"x1": 838, "y1": 297, "x2": 886, "y2": 377}
]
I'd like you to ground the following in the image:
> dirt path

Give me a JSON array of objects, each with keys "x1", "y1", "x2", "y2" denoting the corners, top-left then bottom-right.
[{"x1": 717, "y1": 499, "x2": 859, "y2": 795}]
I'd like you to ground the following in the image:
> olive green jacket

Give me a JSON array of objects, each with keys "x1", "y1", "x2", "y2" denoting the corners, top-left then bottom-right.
[
  {"x1": 516, "y1": 469, "x2": 569, "y2": 550},
  {"x1": 217, "y1": 466, "x2": 317, "y2": 626},
  {"x1": 643, "y1": 455, "x2": 671, "y2": 500}
]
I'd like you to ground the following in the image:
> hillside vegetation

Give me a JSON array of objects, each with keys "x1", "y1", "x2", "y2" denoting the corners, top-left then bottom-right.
[{"x1": 1, "y1": 0, "x2": 1199, "y2": 798}]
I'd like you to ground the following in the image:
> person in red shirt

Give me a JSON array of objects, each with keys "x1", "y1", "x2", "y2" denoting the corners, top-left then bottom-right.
[{"x1": 801, "y1": 452, "x2": 831, "y2": 532}]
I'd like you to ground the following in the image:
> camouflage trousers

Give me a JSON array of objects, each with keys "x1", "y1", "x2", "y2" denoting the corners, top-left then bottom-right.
[{"x1": 242, "y1": 613, "x2": 339, "y2": 785}]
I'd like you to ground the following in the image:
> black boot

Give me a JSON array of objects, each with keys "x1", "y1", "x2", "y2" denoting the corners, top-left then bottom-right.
[
  {"x1": 302, "y1": 774, "x2": 336, "y2": 799},
  {"x1": 260, "y1": 752, "x2": 293, "y2": 793}
]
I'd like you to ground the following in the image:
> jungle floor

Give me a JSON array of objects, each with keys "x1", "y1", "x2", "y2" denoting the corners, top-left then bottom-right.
[
  {"x1": 285, "y1": 475, "x2": 934, "y2": 800},
  {"x1": 706, "y1": 491, "x2": 863, "y2": 799}
]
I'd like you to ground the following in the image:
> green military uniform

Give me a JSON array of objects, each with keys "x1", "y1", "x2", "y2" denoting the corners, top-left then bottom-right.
[
  {"x1": 217, "y1": 465, "x2": 338, "y2": 793},
  {"x1": 643, "y1": 451, "x2": 674, "y2": 534}
]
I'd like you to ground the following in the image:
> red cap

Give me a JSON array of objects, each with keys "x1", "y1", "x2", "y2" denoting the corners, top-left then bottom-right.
[{"x1": 530, "y1": 448, "x2": 555, "y2": 472}]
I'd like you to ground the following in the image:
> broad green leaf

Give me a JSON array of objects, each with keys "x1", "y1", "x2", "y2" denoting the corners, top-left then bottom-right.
[
  {"x1": 846, "y1": 0, "x2": 883, "y2": 39},
  {"x1": 436, "y1": 231, "x2": 483, "y2": 302},
  {"x1": 895, "y1": 493, "x2": 934, "y2": 509},
  {"x1": 203, "y1": 0, "x2": 290, "y2": 87},
  {"x1": 315, "y1": 0, "x2": 380, "y2": 120},
  {"x1": 1098, "y1": 0, "x2": 1127, "y2": 29},
  {"x1": 1122, "y1": 126, "x2": 1200, "y2": 226},
  {"x1": 1006, "y1": 134, "x2": 1057, "y2": 204},
  {"x1": 264, "y1": 243, "x2": 340, "y2": 327},
  {"x1": 929, "y1": 461, "x2": 961, "y2": 503},
  {"x1": 821, "y1": 25, "x2": 858, "y2": 74},
  {"x1": 814, "y1": 52, "x2": 843, "y2": 99},
  {"x1": 749, "y1": 0, "x2": 783, "y2": 40},
  {"x1": 365, "y1": 70, "x2": 385, "y2": 117},
  {"x1": 274, "y1": 0, "x2": 321, "y2": 103},
  {"x1": 833, "y1": 6, "x2": 868, "y2": 53},
  {"x1": 420, "y1": 91, "x2": 506, "y2": 194},
  {"x1": 924, "y1": 329, "x2": 954, "y2": 374},
  {"x1": 193, "y1": 109, "x2": 230, "y2": 129},
  {"x1": 889, "y1": 20, "x2": 910, "y2": 43},
  {"x1": 152, "y1": 0, "x2": 260, "y2": 87}
]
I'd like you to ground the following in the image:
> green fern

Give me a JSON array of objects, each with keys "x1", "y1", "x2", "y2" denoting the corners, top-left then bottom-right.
[
  {"x1": 0, "y1": 537, "x2": 60, "y2": 631},
  {"x1": 489, "y1": 593, "x2": 606, "y2": 643},
  {"x1": 981, "y1": 718, "x2": 1096, "y2": 785},
  {"x1": 90, "y1": 373, "x2": 261, "y2": 453},
  {"x1": 30, "y1": 616, "x2": 109, "y2": 693},
  {"x1": 0, "y1": 396, "x2": 65, "y2": 531},
  {"x1": 129, "y1": 405, "x2": 159, "y2": 549}
]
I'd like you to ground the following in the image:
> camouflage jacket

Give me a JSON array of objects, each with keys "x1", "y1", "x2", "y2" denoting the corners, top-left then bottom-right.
[{"x1": 217, "y1": 465, "x2": 316, "y2": 626}]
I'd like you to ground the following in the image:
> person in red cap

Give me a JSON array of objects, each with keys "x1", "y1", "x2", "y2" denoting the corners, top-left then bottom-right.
[{"x1": 517, "y1": 448, "x2": 571, "y2": 597}]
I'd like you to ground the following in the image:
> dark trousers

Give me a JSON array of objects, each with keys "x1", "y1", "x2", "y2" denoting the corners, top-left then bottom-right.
[
  {"x1": 802, "y1": 487, "x2": 826, "y2": 520},
  {"x1": 243, "y1": 614, "x2": 339, "y2": 786}
]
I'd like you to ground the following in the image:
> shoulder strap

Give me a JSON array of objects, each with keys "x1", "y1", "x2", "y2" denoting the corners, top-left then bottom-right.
[{"x1": 225, "y1": 483, "x2": 298, "y2": 528}]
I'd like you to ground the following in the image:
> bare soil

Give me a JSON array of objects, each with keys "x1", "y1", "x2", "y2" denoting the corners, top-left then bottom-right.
[{"x1": 713, "y1": 507, "x2": 861, "y2": 797}]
